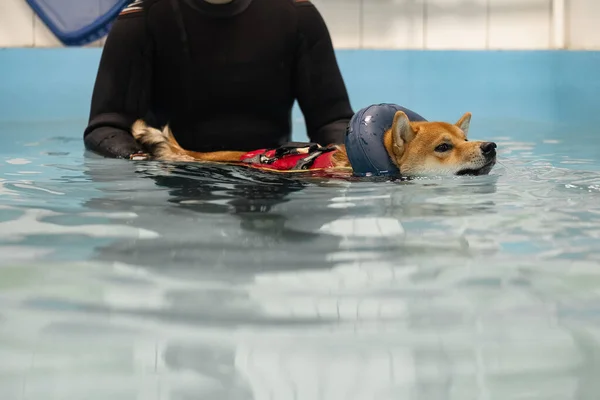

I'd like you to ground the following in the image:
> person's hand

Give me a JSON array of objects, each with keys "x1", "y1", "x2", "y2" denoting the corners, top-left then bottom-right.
[{"x1": 84, "y1": 127, "x2": 150, "y2": 160}]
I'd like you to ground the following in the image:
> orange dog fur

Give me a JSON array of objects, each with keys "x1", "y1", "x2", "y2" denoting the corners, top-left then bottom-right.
[{"x1": 130, "y1": 111, "x2": 497, "y2": 177}]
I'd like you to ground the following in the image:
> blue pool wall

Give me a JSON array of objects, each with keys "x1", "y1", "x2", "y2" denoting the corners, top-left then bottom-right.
[{"x1": 1, "y1": 48, "x2": 600, "y2": 142}]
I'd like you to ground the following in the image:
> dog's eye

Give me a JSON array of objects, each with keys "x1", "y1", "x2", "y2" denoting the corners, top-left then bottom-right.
[{"x1": 435, "y1": 143, "x2": 452, "y2": 152}]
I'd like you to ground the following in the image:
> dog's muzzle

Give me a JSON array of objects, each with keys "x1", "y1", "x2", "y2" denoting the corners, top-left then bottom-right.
[{"x1": 456, "y1": 142, "x2": 498, "y2": 176}]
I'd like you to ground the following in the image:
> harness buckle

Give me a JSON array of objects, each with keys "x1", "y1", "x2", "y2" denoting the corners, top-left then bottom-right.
[{"x1": 293, "y1": 146, "x2": 337, "y2": 170}]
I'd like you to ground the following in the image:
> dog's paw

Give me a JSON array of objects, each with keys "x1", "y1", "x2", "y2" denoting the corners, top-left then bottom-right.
[{"x1": 129, "y1": 152, "x2": 151, "y2": 161}]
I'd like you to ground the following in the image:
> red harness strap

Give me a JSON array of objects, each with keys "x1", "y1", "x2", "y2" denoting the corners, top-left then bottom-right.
[{"x1": 239, "y1": 143, "x2": 339, "y2": 172}]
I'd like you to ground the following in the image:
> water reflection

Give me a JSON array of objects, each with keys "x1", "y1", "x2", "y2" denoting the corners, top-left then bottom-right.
[{"x1": 82, "y1": 159, "x2": 503, "y2": 274}]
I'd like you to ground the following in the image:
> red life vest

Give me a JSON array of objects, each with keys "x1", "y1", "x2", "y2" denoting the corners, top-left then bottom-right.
[{"x1": 239, "y1": 142, "x2": 343, "y2": 173}]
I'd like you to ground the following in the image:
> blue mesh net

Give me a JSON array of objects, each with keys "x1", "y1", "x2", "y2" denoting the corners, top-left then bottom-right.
[{"x1": 26, "y1": 0, "x2": 132, "y2": 46}]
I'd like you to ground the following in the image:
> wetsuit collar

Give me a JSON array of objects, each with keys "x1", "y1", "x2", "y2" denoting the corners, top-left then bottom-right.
[
  {"x1": 182, "y1": 0, "x2": 253, "y2": 17},
  {"x1": 344, "y1": 103, "x2": 428, "y2": 177}
]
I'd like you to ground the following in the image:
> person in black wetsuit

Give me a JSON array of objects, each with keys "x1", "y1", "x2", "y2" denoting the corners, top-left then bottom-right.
[{"x1": 83, "y1": 0, "x2": 354, "y2": 159}]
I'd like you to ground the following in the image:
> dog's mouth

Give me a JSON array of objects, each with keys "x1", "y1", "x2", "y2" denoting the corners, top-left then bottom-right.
[{"x1": 456, "y1": 158, "x2": 496, "y2": 176}]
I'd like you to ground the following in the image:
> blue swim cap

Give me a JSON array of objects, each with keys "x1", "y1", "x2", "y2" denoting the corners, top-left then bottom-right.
[{"x1": 345, "y1": 103, "x2": 427, "y2": 177}]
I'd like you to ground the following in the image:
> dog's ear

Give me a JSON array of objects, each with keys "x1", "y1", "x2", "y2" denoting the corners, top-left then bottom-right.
[
  {"x1": 455, "y1": 112, "x2": 471, "y2": 137},
  {"x1": 391, "y1": 111, "x2": 415, "y2": 158}
]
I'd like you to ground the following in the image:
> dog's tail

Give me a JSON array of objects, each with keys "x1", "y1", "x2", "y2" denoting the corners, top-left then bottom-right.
[{"x1": 131, "y1": 119, "x2": 189, "y2": 161}]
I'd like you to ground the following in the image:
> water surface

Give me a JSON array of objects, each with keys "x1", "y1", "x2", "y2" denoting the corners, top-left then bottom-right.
[{"x1": 1, "y1": 115, "x2": 600, "y2": 400}]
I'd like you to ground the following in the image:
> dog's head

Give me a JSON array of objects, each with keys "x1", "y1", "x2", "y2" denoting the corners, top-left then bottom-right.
[{"x1": 385, "y1": 111, "x2": 496, "y2": 177}]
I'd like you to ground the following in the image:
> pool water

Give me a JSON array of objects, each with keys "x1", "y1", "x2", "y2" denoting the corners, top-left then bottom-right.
[
  {"x1": 1, "y1": 50, "x2": 600, "y2": 399},
  {"x1": 0, "y1": 114, "x2": 599, "y2": 400}
]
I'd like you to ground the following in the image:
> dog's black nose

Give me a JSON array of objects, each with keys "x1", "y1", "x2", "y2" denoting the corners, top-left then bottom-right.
[{"x1": 480, "y1": 142, "x2": 497, "y2": 155}]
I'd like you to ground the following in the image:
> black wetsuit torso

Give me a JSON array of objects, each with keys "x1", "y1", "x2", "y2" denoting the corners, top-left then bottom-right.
[{"x1": 84, "y1": 0, "x2": 354, "y2": 158}]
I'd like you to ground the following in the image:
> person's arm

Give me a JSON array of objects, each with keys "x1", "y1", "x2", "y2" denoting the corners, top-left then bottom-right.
[
  {"x1": 83, "y1": 5, "x2": 153, "y2": 158},
  {"x1": 292, "y1": 0, "x2": 354, "y2": 145}
]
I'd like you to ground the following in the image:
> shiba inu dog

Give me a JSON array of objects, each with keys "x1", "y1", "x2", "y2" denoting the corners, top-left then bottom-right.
[{"x1": 130, "y1": 104, "x2": 497, "y2": 178}]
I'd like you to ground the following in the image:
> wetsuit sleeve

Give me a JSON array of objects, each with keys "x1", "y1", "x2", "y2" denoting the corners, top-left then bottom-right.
[
  {"x1": 293, "y1": 1, "x2": 354, "y2": 145},
  {"x1": 83, "y1": 9, "x2": 153, "y2": 158}
]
